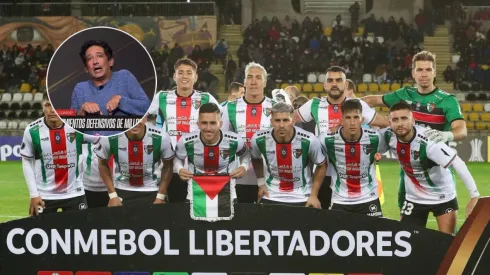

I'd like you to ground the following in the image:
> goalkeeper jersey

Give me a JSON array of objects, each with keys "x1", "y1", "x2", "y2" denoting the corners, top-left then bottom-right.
[
  {"x1": 95, "y1": 125, "x2": 175, "y2": 192},
  {"x1": 319, "y1": 127, "x2": 387, "y2": 204},
  {"x1": 380, "y1": 125, "x2": 458, "y2": 204},
  {"x1": 250, "y1": 126, "x2": 326, "y2": 202},
  {"x1": 20, "y1": 118, "x2": 99, "y2": 200}
]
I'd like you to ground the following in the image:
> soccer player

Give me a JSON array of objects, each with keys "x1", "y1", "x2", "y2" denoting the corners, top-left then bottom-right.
[
  {"x1": 318, "y1": 99, "x2": 388, "y2": 216},
  {"x1": 294, "y1": 66, "x2": 389, "y2": 209},
  {"x1": 284, "y1": 85, "x2": 300, "y2": 104},
  {"x1": 220, "y1": 82, "x2": 245, "y2": 107},
  {"x1": 96, "y1": 116, "x2": 174, "y2": 206},
  {"x1": 221, "y1": 62, "x2": 276, "y2": 203},
  {"x1": 345, "y1": 79, "x2": 357, "y2": 98},
  {"x1": 21, "y1": 95, "x2": 98, "y2": 216},
  {"x1": 361, "y1": 51, "x2": 467, "y2": 208},
  {"x1": 148, "y1": 58, "x2": 220, "y2": 202},
  {"x1": 382, "y1": 102, "x2": 479, "y2": 234},
  {"x1": 174, "y1": 103, "x2": 250, "y2": 201},
  {"x1": 250, "y1": 103, "x2": 326, "y2": 208}
]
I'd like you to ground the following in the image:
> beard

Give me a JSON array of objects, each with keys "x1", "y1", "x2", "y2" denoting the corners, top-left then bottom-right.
[{"x1": 327, "y1": 88, "x2": 344, "y2": 99}]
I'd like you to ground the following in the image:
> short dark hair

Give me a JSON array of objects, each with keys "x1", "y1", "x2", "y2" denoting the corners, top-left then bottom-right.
[
  {"x1": 412, "y1": 50, "x2": 436, "y2": 70},
  {"x1": 42, "y1": 93, "x2": 49, "y2": 103},
  {"x1": 271, "y1": 102, "x2": 294, "y2": 116},
  {"x1": 198, "y1": 103, "x2": 221, "y2": 115},
  {"x1": 341, "y1": 99, "x2": 362, "y2": 114},
  {"x1": 390, "y1": 101, "x2": 412, "y2": 113},
  {"x1": 228, "y1": 82, "x2": 244, "y2": 94},
  {"x1": 346, "y1": 79, "x2": 356, "y2": 91},
  {"x1": 174, "y1": 58, "x2": 198, "y2": 72},
  {"x1": 79, "y1": 40, "x2": 113, "y2": 66},
  {"x1": 326, "y1": 65, "x2": 346, "y2": 75}
]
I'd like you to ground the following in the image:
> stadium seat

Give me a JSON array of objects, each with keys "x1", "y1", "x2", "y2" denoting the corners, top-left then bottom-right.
[
  {"x1": 357, "y1": 83, "x2": 368, "y2": 92},
  {"x1": 362, "y1": 74, "x2": 372, "y2": 83},
  {"x1": 375, "y1": 106, "x2": 381, "y2": 112},
  {"x1": 323, "y1": 27, "x2": 332, "y2": 36},
  {"x1": 313, "y1": 83, "x2": 323, "y2": 92},
  {"x1": 461, "y1": 103, "x2": 472, "y2": 113},
  {"x1": 7, "y1": 111, "x2": 16, "y2": 119},
  {"x1": 280, "y1": 83, "x2": 288, "y2": 89},
  {"x1": 20, "y1": 83, "x2": 31, "y2": 93},
  {"x1": 463, "y1": 113, "x2": 469, "y2": 121},
  {"x1": 32, "y1": 102, "x2": 42, "y2": 110},
  {"x1": 473, "y1": 103, "x2": 484, "y2": 112},
  {"x1": 468, "y1": 112, "x2": 479, "y2": 121},
  {"x1": 380, "y1": 83, "x2": 390, "y2": 92},
  {"x1": 302, "y1": 83, "x2": 313, "y2": 92},
  {"x1": 33, "y1": 92, "x2": 43, "y2": 102},
  {"x1": 293, "y1": 83, "x2": 302, "y2": 92},
  {"x1": 23, "y1": 93, "x2": 33, "y2": 102},
  {"x1": 357, "y1": 26, "x2": 364, "y2": 35},
  {"x1": 484, "y1": 103, "x2": 490, "y2": 112},
  {"x1": 0, "y1": 111, "x2": 5, "y2": 119},
  {"x1": 30, "y1": 110, "x2": 40, "y2": 119},
  {"x1": 317, "y1": 73, "x2": 326, "y2": 83},
  {"x1": 402, "y1": 82, "x2": 412, "y2": 87},
  {"x1": 478, "y1": 93, "x2": 487, "y2": 101},
  {"x1": 466, "y1": 93, "x2": 477, "y2": 101},
  {"x1": 480, "y1": 112, "x2": 490, "y2": 122},
  {"x1": 308, "y1": 93, "x2": 317, "y2": 99},
  {"x1": 381, "y1": 107, "x2": 390, "y2": 112},
  {"x1": 22, "y1": 102, "x2": 31, "y2": 110},
  {"x1": 466, "y1": 122, "x2": 475, "y2": 130},
  {"x1": 0, "y1": 93, "x2": 11, "y2": 109},
  {"x1": 455, "y1": 93, "x2": 465, "y2": 101},
  {"x1": 476, "y1": 122, "x2": 486, "y2": 130},
  {"x1": 0, "y1": 121, "x2": 6, "y2": 129},
  {"x1": 354, "y1": 92, "x2": 365, "y2": 98},
  {"x1": 391, "y1": 83, "x2": 401, "y2": 90},
  {"x1": 368, "y1": 83, "x2": 379, "y2": 92},
  {"x1": 452, "y1": 55, "x2": 460, "y2": 64},
  {"x1": 18, "y1": 111, "x2": 28, "y2": 119},
  {"x1": 18, "y1": 120, "x2": 29, "y2": 129},
  {"x1": 7, "y1": 121, "x2": 18, "y2": 129}
]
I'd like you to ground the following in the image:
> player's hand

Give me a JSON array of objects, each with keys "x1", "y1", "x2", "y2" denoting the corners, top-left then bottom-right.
[
  {"x1": 257, "y1": 185, "x2": 269, "y2": 202},
  {"x1": 328, "y1": 123, "x2": 341, "y2": 134},
  {"x1": 466, "y1": 197, "x2": 479, "y2": 217},
  {"x1": 81, "y1": 102, "x2": 103, "y2": 115},
  {"x1": 305, "y1": 195, "x2": 321, "y2": 209},
  {"x1": 108, "y1": 197, "x2": 123, "y2": 207},
  {"x1": 425, "y1": 128, "x2": 454, "y2": 143},
  {"x1": 178, "y1": 168, "x2": 194, "y2": 181},
  {"x1": 375, "y1": 152, "x2": 382, "y2": 161},
  {"x1": 29, "y1": 196, "x2": 45, "y2": 216},
  {"x1": 153, "y1": 198, "x2": 166, "y2": 204},
  {"x1": 230, "y1": 166, "x2": 246, "y2": 178},
  {"x1": 106, "y1": 95, "x2": 122, "y2": 115}
]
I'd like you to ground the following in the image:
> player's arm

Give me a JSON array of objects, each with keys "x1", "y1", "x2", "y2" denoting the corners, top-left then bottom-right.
[
  {"x1": 230, "y1": 137, "x2": 250, "y2": 178},
  {"x1": 95, "y1": 140, "x2": 122, "y2": 206},
  {"x1": 360, "y1": 95, "x2": 385, "y2": 108},
  {"x1": 360, "y1": 99, "x2": 389, "y2": 128},
  {"x1": 294, "y1": 99, "x2": 314, "y2": 123},
  {"x1": 426, "y1": 97, "x2": 467, "y2": 142},
  {"x1": 376, "y1": 129, "x2": 390, "y2": 154},
  {"x1": 174, "y1": 135, "x2": 193, "y2": 181},
  {"x1": 220, "y1": 104, "x2": 233, "y2": 132},
  {"x1": 250, "y1": 134, "x2": 269, "y2": 200},
  {"x1": 113, "y1": 71, "x2": 151, "y2": 115},
  {"x1": 155, "y1": 133, "x2": 175, "y2": 204},
  {"x1": 20, "y1": 130, "x2": 45, "y2": 216},
  {"x1": 306, "y1": 136, "x2": 327, "y2": 209}
]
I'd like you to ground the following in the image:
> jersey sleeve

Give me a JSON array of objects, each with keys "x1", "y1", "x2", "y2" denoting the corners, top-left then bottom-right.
[
  {"x1": 297, "y1": 99, "x2": 314, "y2": 122},
  {"x1": 382, "y1": 89, "x2": 403, "y2": 107},
  {"x1": 147, "y1": 92, "x2": 161, "y2": 115},
  {"x1": 427, "y1": 142, "x2": 457, "y2": 168},
  {"x1": 161, "y1": 132, "x2": 175, "y2": 160},
  {"x1": 94, "y1": 137, "x2": 111, "y2": 160},
  {"x1": 207, "y1": 93, "x2": 223, "y2": 112},
  {"x1": 376, "y1": 131, "x2": 389, "y2": 154},
  {"x1": 443, "y1": 96, "x2": 465, "y2": 124},
  {"x1": 236, "y1": 135, "x2": 248, "y2": 157},
  {"x1": 249, "y1": 133, "x2": 262, "y2": 159},
  {"x1": 360, "y1": 99, "x2": 376, "y2": 125},
  {"x1": 308, "y1": 136, "x2": 326, "y2": 165},
  {"x1": 83, "y1": 134, "x2": 100, "y2": 144},
  {"x1": 20, "y1": 128, "x2": 34, "y2": 158},
  {"x1": 175, "y1": 134, "x2": 188, "y2": 160},
  {"x1": 221, "y1": 104, "x2": 232, "y2": 131}
]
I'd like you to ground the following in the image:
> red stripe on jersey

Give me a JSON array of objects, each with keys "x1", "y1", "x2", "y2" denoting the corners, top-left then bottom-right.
[
  {"x1": 412, "y1": 111, "x2": 445, "y2": 124},
  {"x1": 344, "y1": 143, "x2": 361, "y2": 196},
  {"x1": 203, "y1": 146, "x2": 220, "y2": 174},
  {"x1": 396, "y1": 143, "x2": 424, "y2": 191},
  {"x1": 176, "y1": 96, "x2": 192, "y2": 141},
  {"x1": 245, "y1": 104, "x2": 263, "y2": 147},
  {"x1": 128, "y1": 141, "x2": 144, "y2": 186},
  {"x1": 275, "y1": 143, "x2": 294, "y2": 191},
  {"x1": 328, "y1": 104, "x2": 342, "y2": 129},
  {"x1": 49, "y1": 128, "x2": 69, "y2": 192}
]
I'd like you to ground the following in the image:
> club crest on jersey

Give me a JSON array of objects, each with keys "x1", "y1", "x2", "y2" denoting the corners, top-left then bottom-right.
[
  {"x1": 411, "y1": 150, "x2": 420, "y2": 160},
  {"x1": 293, "y1": 148, "x2": 302, "y2": 158},
  {"x1": 415, "y1": 102, "x2": 421, "y2": 111},
  {"x1": 251, "y1": 106, "x2": 257, "y2": 117},
  {"x1": 54, "y1": 132, "x2": 61, "y2": 144},
  {"x1": 281, "y1": 146, "x2": 287, "y2": 158},
  {"x1": 363, "y1": 144, "x2": 372, "y2": 155},
  {"x1": 208, "y1": 149, "x2": 215, "y2": 159},
  {"x1": 349, "y1": 146, "x2": 356, "y2": 156},
  {"x1": 144, "y1": 144, "x2": 153, "y2": 154},
  {"x1": 66, "y1": 132, "x2": 76, "y2": 143},
  {"x1": 400, "y1": 148, "x2": 406, "y2": 156},
  {"x1": 263, "y1": 107, "x2": 271, "y2": 117},
  {"x1": 192, "y1": 99, "x2": 201, "y2": 109},
  {"x1": 333, "y1": 105, "x2": 339, "y2": 113},
  {"x1": 132, "y1": 144, "x2": 139, "y2": 155},
  {"x1": 181, "y1": 99, "x2": 188, "y2": 107},
  {"x1": 220, "y1": 149, "x2": 229, "y2": 159},
  {"x1": 427, "y1": 103, "x2": 435, "y2": 112}
]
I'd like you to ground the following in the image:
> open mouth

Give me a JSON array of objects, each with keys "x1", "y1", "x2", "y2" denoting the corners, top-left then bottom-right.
[{"x1": 93, "y1": 67, "x2": 102, "y2": 73}]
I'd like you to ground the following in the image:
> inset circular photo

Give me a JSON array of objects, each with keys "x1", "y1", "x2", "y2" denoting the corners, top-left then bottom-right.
[{"x1": 46, "y1": 26, "x2": 157, "y2": 136}]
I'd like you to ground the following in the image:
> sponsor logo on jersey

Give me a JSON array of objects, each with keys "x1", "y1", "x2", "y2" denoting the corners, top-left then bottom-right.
[
  {"x1": 132, "y1": 144, "x2": 139, "y2": 155},
  {"x1": 363, "y1": 144, "x2": 372, "y2": 155},
  {"x1": 411, "y1": 150, "x2": 420, "y2": 160},
  {"x1": 349, "y1": 145, "x2": 356, "y2": 156},
  {"x1": 415, "y1": 102, "x2": 421, "y2": 111},
  {"x1": 118, "y1": 147, "x2": 127, "y2": 151},
  {"x1": 54, "y1": 132, "x2": 61, "y2": 144},
  {"x1": 41, "y1": 137, "x2": 49, "y2": 141},
  {"x1": 192, "y1": 99, "x2": 201, "y2": 109},
  {"x1": 335, "y1": 147, "x2": 343, "y2": 152},
  {"x1": 281, "y1": 146, "x2": 287, "y2": 158},
  {"x1": 208, "y1": 149, "x2": 215, "y2": 159},
  {"x1": 439, "y1": 194, "x2": 446, "y2": 200},
  {"x1": 66, "y1": 132, "x2": 76, "y2": 143},
  {"x1": 78, "y1": 203, "x2": 87, "y2": 210},
  {"x1": 220, "y1": 149, "x2": 229, "y2": 159},
  {"x1": 45, "y1": 163, "x2": 75, "y2": 169},
  {"x1": 445, "y1": 208, "x2": 453, "y2": 213},
  {"x1": 144, "y1": 145, "x2": 153, "y2": 154},
  {"x1": 369, "y1": 204, "x2": 378, "y2": 212},
  {"x1": 427, "y1": 103, "x2": 435, "y2": 112},
  {"x1": 263, "y1": 107, "x2": 271, "y2": 117},
  {"x1": 266, "y1": 150, "x2": 275, "y2": 155},
  {"x1": 293, "y1": 148, "x2": 302, "y2": 158},
  {"x1": 251, "y1": 106, "x2": 257, "y2": 117}
]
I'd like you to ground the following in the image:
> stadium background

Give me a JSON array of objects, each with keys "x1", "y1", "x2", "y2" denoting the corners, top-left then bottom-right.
[{"x1": 0, "y1": 0, "x2": 489, "y2": 231}]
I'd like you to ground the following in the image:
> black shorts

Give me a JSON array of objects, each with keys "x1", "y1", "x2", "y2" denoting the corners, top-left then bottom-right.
[
  {"x1": 318, "y1": 176, "x2": 332, "y2": 209},
  {"x1": 85, "y1": 190, "x2": 109, "y2": 208},
  {"x1": 236, "y1": 184, "x2": 258, "y2": 203},
  {"x1": 260, "y1": 198, "x2": 306, "y2": 207},
  {"x1": 331, "y1": 198, "x2": 383, "y2": 217},
  {"x1": 167, "y1": 173, "x2": 188, "y2": 203},
  {"x1": 116, "y1": 188, "x2": 158, "y2": 207},
  {"x1": 400, "y1": 198, "x2": 459, "y2": 227},
  {"x1": 40, "y1": 195, "x2": 88, "y2": 214}
]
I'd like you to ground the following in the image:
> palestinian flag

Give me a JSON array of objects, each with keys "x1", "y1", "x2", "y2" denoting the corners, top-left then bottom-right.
[{"x1": 190, "y1": 175, "x2": 233, "y2": 222}]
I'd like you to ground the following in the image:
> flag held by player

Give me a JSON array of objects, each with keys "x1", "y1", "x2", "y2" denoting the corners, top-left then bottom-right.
[{"x1": 190, "y1": 175, "x2": 233, "y2": 222}]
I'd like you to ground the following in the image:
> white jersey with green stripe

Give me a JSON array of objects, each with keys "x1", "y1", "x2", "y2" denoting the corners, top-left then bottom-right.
[
  {"x1": 175, "y1": 130, "x2": 248, "y2": 200},
  {"x1": 250, "y1": 126, "x2": 326, "y2": 203},
  {"x1": 147, "y1": 90, "x2": 220, "y2": 147},
  {"x1": 380, "y1": 125, "x2": 457, "y2": 205},
  {"x1": 319, "y1": 127, "x2": 388, "y2": 205},
  {"x1": 95, "y1": 125, "x2": 175, "y2": 192},
  {"x1": 20, "y1": 118, "x2": 98, "y2": 200},
  {"x1": 79, "y1": 141, "x2": 115, "y2": 192}
]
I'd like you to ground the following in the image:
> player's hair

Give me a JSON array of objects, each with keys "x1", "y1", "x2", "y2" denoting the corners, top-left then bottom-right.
[
  {"x1": 389, "y1": 101, "x2": 413, "y2": 113},
  {"x1": 198, "y1": 103, "x2": 221, "y2": 115},
  {"x1": 285, "y1": 85, "x2": 300, "y2": 98},
  {"x1": 412, "y1": 51, "x2": 436, "y2": 70},
  {"x1": 341, "y1": 99, "x2": 362, "y2": 114},
  {"x1": 42, "y1": 93, "x2": 49, "y2": 102},
  {"x1": 271, "y1": 102, "x2": 294, "y2": 116},
  {"x1": 293, "y1": 96, "x2": 309, "y2": 110},
  {"x1": 174, "y1": 58, "x2": 198, "y2": 72},
  {"x1": 228, "y1": 82, "x2": 245, "y2": 94},
  {"x1": 346, "y1": 79, "x2": 356, "y2": 92},
  {"x1": 326, "y1": 66, "x2": 346, "y2": 80},
  {"x1": 245, "y1": 62, "x2": 268, "y2": 83},
  {"x1": 79, "y1": 40, "x2": 113, "y2": 67}
]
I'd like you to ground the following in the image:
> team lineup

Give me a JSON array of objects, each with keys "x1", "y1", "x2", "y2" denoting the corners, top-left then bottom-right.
[{"x1": 21, "y1": 51, "x2": 481, "y2": 236}]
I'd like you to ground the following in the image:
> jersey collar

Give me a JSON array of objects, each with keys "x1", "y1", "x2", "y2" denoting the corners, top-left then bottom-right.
[
  {"x1": 175, "y1": 89, "x2": 195, "y2": 98},
  {"x1": 43, "y1": 117, "x2": 64, "y2": 130},
  {"x1": 125, "y1": 125, "x2": 147, "y2": 141},
  {"x1": 326, "y1": 96, "x2": 347, "y2": 105},
  {"x1": 339, "y1": 126, "x2": 363, "y2": 143},
  {"x1": 200, "y1": 130, "x2": 223, "y2": 147},
  {"x1": 396, "y1": 126, "x2": 417, "y2": 144},
  {"x1": 416, "y1": 86, "x2": 439, "y2": 96},
  {"x1": 243, "y1": 95, "x2": 265, "y2": 104}
]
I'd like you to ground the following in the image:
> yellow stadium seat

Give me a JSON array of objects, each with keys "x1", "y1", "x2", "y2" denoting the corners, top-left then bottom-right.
[
  {"x1": 357, "y1": 83, "x2": 368, "y2": 92},
  {"x1": 480, "y1": 112, "x2": 490, "y2": 121},
  {"x1": 381, "y1": 107, "x2": 390, "y2": 112},
  {"x1": 280, "y1": 83, "x2": 288, "y2": 89},
  {"x1": 402, "y1": 82, "x2": 412, "y2": 87},
  {"x1": 466, "y1": 122, "x2": 475, "y2": 130},
  {"x1": 461, "y1": 103, "x2": 472, "y2": 113},
  {"x1": 375, "y1": 107, "x2": 381, "y2": 112},
  {"x1": 275, "y1": 83, "x2": 281, "y2": 88},
  {"x1": 20, "y1": 83, "x2": 31, "y2": 93},
  {"x1": 293, "y1": 83, "x2": 302, "y2": 92},
  {"x1": 354, "y1": 92, "x2": 365, "y2": 98},
  {"x1": 469, "y1": 112, "x2": 480, "y2": 121},
  {"x1": 299, "y1": 93, "x2": 307, "y2": 98},
  {"x1": 313, "y1": 83, "x2": 324, "y2": 92},
  {"x1": 308, "y1": 93, "x2": 317, "y2": 99},
  {"x1": 473, "y1": 103, "x2": 483, "y2": 112},
  {"x1": 476, "y1": 122, "x2": 486, "y2": 130},
  {"x1": 323, "y1": 27, "x2": 332, "y2": 36},
  {"x1": 391, "y1": 83, "x2": 401, "y2": 90},
  {"x1": 463, "y1": 113, "x2": 469, "y2": 121},
  {"x1": 368, "y1": 83, "x2": 379, "y2": 92},
  {"x1": 357, "y1": 26, "x2": 364, "y2": 35},
  {"x1": 302, "y1": 83, "x2": 313, "y2": 92},
  {"x1": 380, "y1": 83, "x2": 390, "y2": 92}
]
